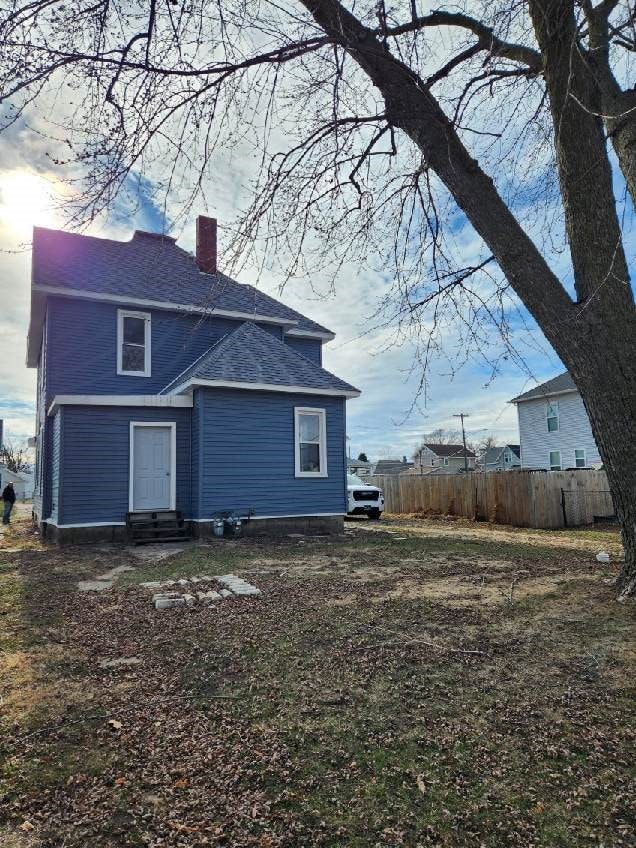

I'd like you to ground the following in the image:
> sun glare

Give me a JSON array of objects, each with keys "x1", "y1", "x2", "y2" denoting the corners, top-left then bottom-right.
[{"x1": 0, "y1": 170, "x2": 60, "y2": 238}]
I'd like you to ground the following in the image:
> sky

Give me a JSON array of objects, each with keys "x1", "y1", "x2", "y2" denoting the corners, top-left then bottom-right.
[
  {"x1": 0, "y1": 149, "x2": 563, "y2": 462},
  {"x1": 2, "y1": 23, "x2": 629, "y2": 464}
]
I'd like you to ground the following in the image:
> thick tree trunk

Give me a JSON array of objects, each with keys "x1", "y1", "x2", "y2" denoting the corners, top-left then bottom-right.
[
  {"x1": 301, "y1": 0, "x2": 636, "y2": 594},
  {"x1": 557, "y1": 318, "x2": 636, "y2": 598}
]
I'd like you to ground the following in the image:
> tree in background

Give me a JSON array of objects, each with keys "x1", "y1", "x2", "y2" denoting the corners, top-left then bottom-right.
[
  {"x1": 357, "y1": 452, "x2": 369, "y2": 462},
  {"x1": 0, "y1": 441, "x2": 31, "y2": 475},
  {"x1": 1, "y1": 0, "x2": 635, "y2": 595}
]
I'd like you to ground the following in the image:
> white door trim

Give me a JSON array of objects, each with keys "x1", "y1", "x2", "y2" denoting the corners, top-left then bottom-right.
[{"x1": 129, "y1": 421, "x2": 177, "y2": 511}]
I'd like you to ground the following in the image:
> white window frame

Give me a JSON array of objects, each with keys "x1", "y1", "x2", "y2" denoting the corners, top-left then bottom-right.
[
  {"x1": 294, "y1": 407, "x2": 328, "y2": 478},
  {"x1": 443, "y1": 457, "x2": 449, "y2": 466},
  {"x1": 574, "y1": 448, "x2": 586, "y2": 468},
  {"x1": 549, "y1": 450, "x2": 562, "y2": 471},
  {"x1": 546, "y1": 400, "x2": 559, "y2": 433},
  {"x1": 117, "y1": 309, "x2": 151, "y2": 377},
  {"x1": 129, "y1": 421, "x2": 176, "y2": 511}
]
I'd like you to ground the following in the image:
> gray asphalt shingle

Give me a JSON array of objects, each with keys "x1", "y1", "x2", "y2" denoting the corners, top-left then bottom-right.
[
  {"x1": 510, "y1": 371, "x2": 576, "y2": 403},
  {"x1": 163, "y1": 322, "x2": 359, "y2": 396},
  {"x1": 32, "y1": 227, "x2": 332, "y2": 336}
]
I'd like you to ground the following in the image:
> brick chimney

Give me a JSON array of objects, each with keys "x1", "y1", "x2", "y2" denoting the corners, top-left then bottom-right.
[{"x1": 196, "y1": 215, "x2": 217, "y2": 274}]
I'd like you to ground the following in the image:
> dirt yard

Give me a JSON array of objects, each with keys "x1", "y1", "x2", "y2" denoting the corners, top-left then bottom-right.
[{"x1": 1, "y1": 512, "x2": 634, "y2": 847}]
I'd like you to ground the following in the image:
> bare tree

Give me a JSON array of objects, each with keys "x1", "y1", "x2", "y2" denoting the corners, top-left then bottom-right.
[
  {"x1": 0, "y1": 441, "x2": 31, "y2": 474},
  {"x1": 1, "y1": 0, "x2": 635, "y2": 595}
]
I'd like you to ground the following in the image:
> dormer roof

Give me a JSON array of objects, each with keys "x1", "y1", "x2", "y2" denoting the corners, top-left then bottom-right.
[{"x1": 162, "y1": 322, "x2": 359, "y2": 398}]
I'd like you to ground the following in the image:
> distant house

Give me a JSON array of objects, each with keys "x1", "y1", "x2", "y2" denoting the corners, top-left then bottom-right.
[
  {"x1": 415, "y1": 443, "x2": 476, "y2": 474},
  {"x1": 374, "y1": 457, "x2": 414, "y2": 475},
  {"x1": 347, "y1": 457, "x2": 376, "y2": 477},
  {"x1": 481, "y1": 444, "x2": 521, "y2": 472},
  {"x1": 511, "y1": 371, "x2": 601, "y2": 470},
  {"x1": 27, "y1": 217, "x2": 360, "y2": 541},
  {"x1": 0, "y1": 465, "x2": 33, "y2": 500}
]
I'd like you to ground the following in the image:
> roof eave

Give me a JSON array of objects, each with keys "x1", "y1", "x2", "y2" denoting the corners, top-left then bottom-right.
[
  {"x1": 169, "y1": 377, "x2": 360, "y2": 399},
  {"x1": 510, "y1": 387, "x2": 579, "y2": 404}
]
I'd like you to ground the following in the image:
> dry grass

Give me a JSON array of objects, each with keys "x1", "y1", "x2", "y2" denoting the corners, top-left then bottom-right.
[{"x1": 0, "y1": 511, "x2": 634, "y2": 846}]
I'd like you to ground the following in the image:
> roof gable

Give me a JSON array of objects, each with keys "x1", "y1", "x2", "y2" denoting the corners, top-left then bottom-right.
[
  {"x1": 510, "y1": 371, "x2": 576, "y2": 403},
  {"x1": 163, "y1": 322, "x2": 359, "y2": 397}
]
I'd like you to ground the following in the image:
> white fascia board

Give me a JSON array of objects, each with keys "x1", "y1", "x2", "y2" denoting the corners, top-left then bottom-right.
[
  {"x1": 47, "y1": 394, "x2": 194, "y2": 416},
  {"x1": 285, "y1": 328, "x2": 335, "y2": 341},
  {"x1": 510, "y1": 388, "x2": 579, "y2": 404},
  {"x1": 45, "y1": 519, "x2": 127, "y2": 528},
  {"x1": 32, "y1": 284, "x2": 299, "y2": 328},
  {"x1": 171, "y1": 377, "x2": 360, "y2": 399}
]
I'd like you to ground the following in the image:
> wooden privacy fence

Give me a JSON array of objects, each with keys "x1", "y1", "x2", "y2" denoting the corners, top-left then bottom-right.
[{"x1": 367, "y1": 470, "x2": 614, "y2": 529}]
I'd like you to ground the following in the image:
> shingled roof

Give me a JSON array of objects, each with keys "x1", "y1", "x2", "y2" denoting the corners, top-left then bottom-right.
[
  {"x1": 424, "y1": 443, "x2": 477, "y2": 458},
  {"x1": 29, "y1": 226, "x2": 333, "y2": 339},
  {"x1": 162, "y1": 322, "x2": 359, "y2": 397},
  {"x1": 510, "y1": 371, "x2": 576, "y2": 403}
]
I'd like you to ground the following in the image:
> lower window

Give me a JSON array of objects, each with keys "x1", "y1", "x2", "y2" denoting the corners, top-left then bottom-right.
[
  {"x1": 574, "y1": 448, "x2": 586, "y2": 468},
  {"x1": 549, "y1": 450, "x2": 562, "y2": 471},
  {"x1": 295, "y1": 407, "x2": 327, "y2": 477}
]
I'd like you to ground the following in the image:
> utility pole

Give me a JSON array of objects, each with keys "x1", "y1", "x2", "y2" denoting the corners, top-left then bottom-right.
[{"x1": 453, "y1": 413, "x2": 470, "y2": 473}]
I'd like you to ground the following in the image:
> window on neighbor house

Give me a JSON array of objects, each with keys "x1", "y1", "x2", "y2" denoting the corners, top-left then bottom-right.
[
  {"x1": 295, "y1": 408, "x2": 327, "y2": 477},
  {"x1": 575, "y1": 448, "x2": 586, "y2": 468},
  {"x1": 549, "y1": 450, "x2": 562, "y2": 471},
  {"x1": 546, "y1": 401, "x2": 559, "y2": 432},
  {"x1": 443, "y1": 457, "x2": 449, "y2": 466},
  {"x1": 118, "y1": 310, "x2": 151, "y2": 376}
]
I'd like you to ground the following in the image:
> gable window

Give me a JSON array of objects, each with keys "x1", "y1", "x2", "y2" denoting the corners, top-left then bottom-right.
[
  {"x1": 295, "y1": 408, "x2": 327, "y2": 477},
  {"x1": 546, "y1": 401, "x2": 559, "y2": 432},
  {"x1": 574, "y1": 448, "x2": 586, "y2": 468},
  {"x1": 117, "y1": 310, "x2": 151, "y2": 376},
  {"x1": 549, "y1": 450, "x2": 562, "y2": 471}
]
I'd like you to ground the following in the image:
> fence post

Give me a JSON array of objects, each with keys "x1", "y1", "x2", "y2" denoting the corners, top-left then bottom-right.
[{"x1": 561, "y1": 488, "x2": 567, "y2": 527}]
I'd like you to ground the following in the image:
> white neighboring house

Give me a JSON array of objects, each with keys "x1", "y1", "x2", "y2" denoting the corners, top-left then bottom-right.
[
  {"x1": 0, "y1": 464, "x2": 34, "y2": 500},
  {"x1": 481, "y1": 444, "x2": 521, "y2": 472},
  {"x1": 414, "y1": 444, "x2": 477, "y2": 474},
  {"x1": 347, "y1": 457, "x2": 376, "y2": 477},
  {"x1": 511, "y1": 371, "x2": 601, "y2": 471}
]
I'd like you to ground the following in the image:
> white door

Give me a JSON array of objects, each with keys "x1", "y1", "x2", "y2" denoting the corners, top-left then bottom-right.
[{"x1": 132, "y1": 425, "x2": 173, "y2": 511}]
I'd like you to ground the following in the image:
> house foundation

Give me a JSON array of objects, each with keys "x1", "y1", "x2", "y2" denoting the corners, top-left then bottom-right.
[{"x1": 41, "y1": 515, "x2": 344, "y2": 544}]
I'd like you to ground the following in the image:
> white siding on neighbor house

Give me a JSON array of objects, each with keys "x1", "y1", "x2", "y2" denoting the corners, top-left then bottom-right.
[{"x1": 517, "y1": 391, "x2": 601, "y2": 470}]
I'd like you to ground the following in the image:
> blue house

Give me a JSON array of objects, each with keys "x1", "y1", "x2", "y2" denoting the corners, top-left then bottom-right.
[{"x1": 28, "y1": 217, "x2": 359, "y2": 542}]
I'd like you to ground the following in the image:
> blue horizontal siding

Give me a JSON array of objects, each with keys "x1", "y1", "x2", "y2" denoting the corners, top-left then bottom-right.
[
  {"x1": 45, "y1": 297, "x2": 283, "y2": 398},
  {"x1": 50, "y1": 410, "x2": 62, "y2": 522},
  {"x1": 193, "y1": 388, "x2": 347, "y2": 519},
  {"x1": 58, "y1": 406, "x2": 192, "y2": 524},
  {"x1": 284, "y1": 336, "x2": 322, "y2": 365}
]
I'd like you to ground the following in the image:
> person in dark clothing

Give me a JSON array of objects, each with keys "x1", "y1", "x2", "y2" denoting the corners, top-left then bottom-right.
[{"x1": 2, "y1": 481, "x2": 16, "y2": 524}]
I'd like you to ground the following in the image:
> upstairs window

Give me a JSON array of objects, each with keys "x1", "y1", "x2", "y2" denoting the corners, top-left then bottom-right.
[
  {"x1": 546, "y1": 401, "x2": 559, "y2": 432},
  {"x1": 575, "y1": 448, "x2": 586, "y2": 468},
  {"x1": 295, "y1": 408, "x2": 327, "y2": 477},
  {"x1": 549, "y1": 450, "x2": 562, "y2": 471},
  {"x1": 117, "y1": 310, "x2": 151, "y2": 377}
]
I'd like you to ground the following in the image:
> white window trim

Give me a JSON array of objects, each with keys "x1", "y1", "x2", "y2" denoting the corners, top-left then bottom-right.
[
  {"x1": 443, "y1": 457, "x2": 449, "y2": 466},
  {"x1": 546, "y1": 400, "x2": 559, "y2": 432},
  {"x1": 574, "y1": 448, "x2": 587, "y2": 468},
  {"x1": 129, "y1": 422, "x2": 176, "y2": 511},
  {"x1": 549, "y1": 450, "x2": 562, "y2": 471},
  {"x1": 118, "y1": 309, "x2": 151, "y2": 377},
  {"x1": 294, "y1": 407, "x2": 328, "y2": 478}
]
